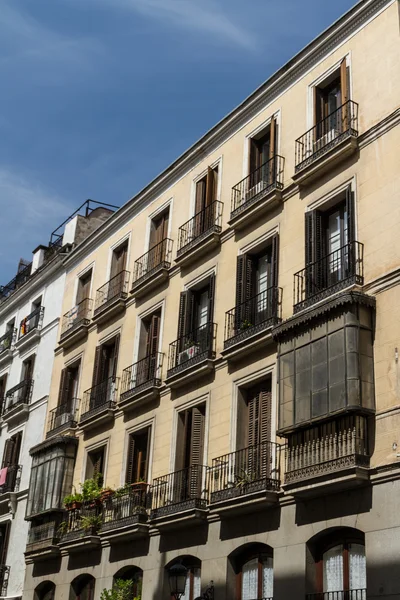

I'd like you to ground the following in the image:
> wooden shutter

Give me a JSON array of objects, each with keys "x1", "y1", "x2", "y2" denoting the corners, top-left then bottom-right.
[
  {"x1": 195, "y1": 179, "x2": 206, "y2": 214},
  {"x1": 190, "y1": 406, "x2": 205, "y2": 466},
  {"x1": 112, "y1": 334, "x2": 120, "y2": 380},
  {"x1": 11, "y1": 432, "x2": 22, "y2": 466},
  {"x1": 93, "y1": 451, "x2": 103, "y2": 477},
  {"x1": 236, "y1": 256, "x2": 255, "y2": 307},
  {"x1": 249, "y1": 138, "x2": 258, "y2": 175},
  {"x1": 340, "y1": 58, "x2": 348, "y2": 105},
  {"x1": 305, "y1": 210, "x2": 325, "y2": 295},
  {"x1": 177, "y1": 291, "x2": 193, "y2": 340},
  {"x1": 260, "y1": 390, "x2": 272, "y2": 444},
  {"x1": 208, "y1": 273, "x2": 216, "y2": 323},
  {"x1": 247, "y1": 387, "x2": 271, "y2": 447},
  {"x1": 271, "y1": 234, "x2": 279, "y2": 289},
  {"x1": 57, "y1": 368, "x2": 69, "y2": 406},
  {"x1": 269, "y1": 117, "x2": 276, "y2": 161},
  {"x1": 205, "y1": 167, "x2": 215, "y2": 207},
  {"x1": 24, "y1": 355, "x2": 35, "y2": 381},
  {"x1": 345, "y1": 187, "x2": 355, "y2": 243},
  {"x1": 146, "y1": 314, "x2": 161, "y2": 356},
  {"x1": 175, "y1": 410, "x2": 189, "y2": 471},
  {"x1": 247, "y1": 393, "x2": 259, "y2": 448},
  {"x1": 91, "y1": 346, "x2": 102, "y2": 388},
  {"x1": 1, "y1": 439, "x2": 14, "y2": 468},
  {"x1": 125, "y1": 435, "x2": 135, "y2": 484},
  {"x1": 0, "y1": 522, "x2": 10, "y2": 565}
]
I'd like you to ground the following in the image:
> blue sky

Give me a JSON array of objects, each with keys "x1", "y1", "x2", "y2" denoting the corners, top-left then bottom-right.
[{"x1": 0, "y1": 0, "x2": 356, "y2": 283}]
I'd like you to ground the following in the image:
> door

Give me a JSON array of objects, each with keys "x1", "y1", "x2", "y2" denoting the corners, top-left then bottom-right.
[
  {"x1": 325, "y1": 203, "x2": 348, "y2": 286},
  {"x1": 246, "y1": 384, "x2": 272, "y2": 482},
  {"x1": 125, "y1": 428, "x2": 150, "y2": 484},
  {"x1": 175, "y1": 406, "x2": 205, "y2": 501},
  {"x1": 149, "y1": 211, "x2": 169, "y2": 268},
  {"x1": 194, "y1": 167, "x2": 218, "y2": 238},
  {"x1": 109, "y1": 242, "x2": 128, "y2": 300},
  {"x1": 141, "y1": 314, "x2": 161, "y2": 385}
]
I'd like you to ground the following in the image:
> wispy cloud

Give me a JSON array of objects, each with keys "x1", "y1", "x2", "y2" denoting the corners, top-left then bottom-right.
[
  {"x1": 84, "y1": 0, "x2": 258, "y2": 51},
  {"x1": 0, "y1": 168, "x2": 69, "y2": 269}
]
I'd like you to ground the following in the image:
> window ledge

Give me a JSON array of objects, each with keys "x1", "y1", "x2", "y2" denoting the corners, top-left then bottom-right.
[
  {"x1": 15, "y1": 329, "x2": 41, "y2": 353},
  {"x1": 0, "y1": 350, "x2": 13, "y2": 368},
  {"x1": 209, "y1": 487, "x2": 279, "y2": 518},
  {"x1": 45, "y1": 422, "x2": 77, "y2": 439},
  {"x1": 25, "y1": 542, "x2": 60, "y2": 564},
  {"x1": 175, "y1": 229, "x2": 221, "y2": 269},
  {"x1": 283, "y1": 461, "x2": 370, "y2": 498},
  {"x1": 78, "y1": 404, "x2": 116, "y2": 432},
  {"x1": 131, "y1": 265, "x2": 170, "y2": 299},
  {"x1": 99, "y1": 514, "x2": 149, "y2": 543},
  {"x1": 228, "y1": 187, "x2": 282, "y2": 231},
  {"x1": 293, "y1": 133, "x2": 358, "y2": 186},
  {"x1": 2, "y1": 403, "x2": 29, "y2": 425},
  {"x1": 92, "y1": 295, "x2": 127, "y2": 326},
  {"x1": 221, "y1": 321, "x2": 279, "y2": 362},
  {"x1": 59, "y1": 320, "x2": 90, "y2": 349},
  {"x1": 58, "y1": 534, "x2": 101, "y2": 555},
  {"x1": 119, "y1": 382, "x2": 161, "y2": 413},
  {"x1": 165, "y1": 358, "x2": 215, "y2": 390},
  {"x1": 150, "y1": 503, "x2": 208, "y2": 532}
]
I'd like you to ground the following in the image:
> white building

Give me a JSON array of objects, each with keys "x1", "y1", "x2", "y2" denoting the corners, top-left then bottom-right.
[{"x1": 0, "y1": 201, "x2": 115, "y2": 600}]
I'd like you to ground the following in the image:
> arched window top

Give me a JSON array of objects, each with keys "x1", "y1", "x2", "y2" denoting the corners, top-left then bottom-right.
[
  {"x1": 166, "y1": 556, "x2": 201, "y2": 600},
  {"x1": 113, "y1": 566, "x2": 143, "y2": 600},
  {"x1": 228, "y1": 543, "x2": 274, "y2": 600},
  {"x1": 34, "y1": 581, "x2": 55, "y2": 600},
  {"x1": 70, "y1": 574, "x2": 95, "y2": 600}
]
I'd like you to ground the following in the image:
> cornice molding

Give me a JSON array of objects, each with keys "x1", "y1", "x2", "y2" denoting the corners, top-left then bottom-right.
[{"x1": 62, "y1": 0, "x2": 394, "y2": 270}]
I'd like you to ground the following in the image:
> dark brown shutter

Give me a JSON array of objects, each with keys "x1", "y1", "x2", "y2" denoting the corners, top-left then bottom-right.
[
  {"x1": 208, "y1": 273, "x2": 216, "y2": 322},
  {"x1": 305, "y1": 210, "x2": 325, "y2": 295},
  {"x1": 260, "y1": 390, "x2": 272, "y2": 444},
  {"x1": 0, "y1": 522, "x2": 11, "y2": 565},
  {"x1": 248, "y1": 393, "x2": 259, "y2": 448},
  {"x1": 93, "y1": 450, "x2": 104, "y2": 478},
  {"x1": 57, "y1": 369, "x2": 68, "y2": 406},
  {"x1": 146, "y1": 314, "x2": 160, "y2": 356},
  {"x1": 175, "y1": 410, "x2": 188, "y2": 471},
  {"x1": 269, "y1": 117, "x2": 276, "y2": 161},
  {"x1": 149, "y1": 220, "x2": 158, "y2": 249},
  {"x1": 125, "y1": 435, "x2": 135, "y2": 484},
  {"x1": 24, "y1": 355, "x2": 35, "y2": 381},
  {"x1": 190, "y1": 406, "x2": 205, "y2": 466},
  {"x1": 236, "y1": 256, "x2": 255, "y2": 306},
  {"x1": 112, "y1": 334, "x2": 120, "y2": 380},
  {"x1": 340, "y1": 58, "x2": 348, "y2": 105},
  {"x1": 249, "y1": 138, "x2": 258, "y2": 175},
  {"x1": 346, "y1": 187, "x2": 355, "y2": 243},
  {"x1": 271, "y1": 234, "x2": 279, "y2": 289},
  {"x1": 195, "y1": 179, "x2": 206, "y2": 214},
  {"x1": 1, "y1": 439, "x2": 14, "y2": 468},
  {"x1": 91, "y1": 346, "x2": 102, "y2": 388},
  {"x1": 11, "y1": 432, "x2": 22, "y2": 465},
  {"x1": 205, "y1": 167, "x2": 215, "y2": 207},
  {"x1": 177, "y1": 291, "x2": 192, "y2": 340}
]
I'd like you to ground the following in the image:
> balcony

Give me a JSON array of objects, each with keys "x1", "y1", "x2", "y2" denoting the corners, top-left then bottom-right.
[
  {"x1": 228, "y1": 156, "x2": 285, "y2": 230},
  {"x1": 59, "y1": 298, "x2": 92, "y2": 348},
  {"x1": 100, "y1": 484, "x2": 149, "y2": 542},
  {"x1": 0, "y1": 464, "x2": 22, "y2": 497},
  {"x1": 306, "y1": 591, "x2": 366, "y2": 600},
  {"x1": 0, "y1": 260, "x2": 32, "y2": 304},
  {"x1": 222, "y1": 287, "x2": 282, "y2": 361},
  {"x1": 150, "y1": 465, "x2": 208, "y2": 530},
  {"x1": 120, "y1": 353, "x2": 163, "y2": 411},
  {"x1": 284, "y1": 416, "x2": 370, "y2": 497},
  {"x1": 25, "y1": 521, "x2": 61, "y2": 561},
  {"x1": 93, "y1": 270, "x2": 130, "y2": 325},
  {"x1": 79, "y1": 377, "x2": 118, "y2": 431},
  {"x1": 208, "y1": 442, "x2": 281, "y2": 517},
  {"x1": 294, "y1": 242, "x2": 364, "y2": 313},
  {"x1": 2, "y1": 379, "x2": 33, "y2": 423},
  {"x1": 15, "y1": 306, "x2": 44, "y2": 351},
  {"x1": 131, "y1": 239, "x2": 173, "y2": 298},
  {"x1": 166, "y1": 322, "x2": 217, "y2": 389},
  {"x1": 175, "y1": 201, "x2": 223, "y2": 268},
  {"x1": 0, "y1": 328, "x2": 16, "y2": 367},
  {"x1": 293, "y1": 100, "x2": 359, "y2": 185},
  {"x1": 46, "y1": 398, "x2": 80, "y2": 438},
  {"x1": 0, "y1": 566, "x2": 10, "y2": 597},
  {"x1": 59, "y1": 503, "x2": 102, "y2": 553}
]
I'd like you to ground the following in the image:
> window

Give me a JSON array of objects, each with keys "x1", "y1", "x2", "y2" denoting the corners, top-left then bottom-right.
[
  {"x1": 85, "y1": 446, "x2": 106, "y2": 480},
  {"x1": 305, "y1": 187, "x2": 355, "y2": 294},
  {"x1": 195, "y1": 167, "x2": 218, "y2": 215},
  {"x1": 177, "y1": 274, "x2": 215, "y2": 352},
  {"x1": 110, "y1": 240, "x2": 128, "y2": 280},
  {"x1": 138, "y1": 311, "x2": 161, "y2": 361},
  {"x1": 0, "y1": 522, "x2": 10, "y2": 570},
  {"x1": 34, "y1": 581, "x2": 55, "y2": 600},
  {"x1": 149, "y1": 209, "x2": 169, "y2": 250},
  {"x1": 167, "y1": 557, "x2": 201, "y2": 600},
  {"x1": 92, "y1": 335, "x2": 120, "y2": 390},
  {"x1": 235, "y1": 237, "x2": 279, "y2": 328},
  {"x1": 249, "y1": 117, "x2": 277, "y2": 179},
  {"x1": 1, "y1": 432, "x2": 22, "y2": 469},
  {"x1": 230, "y1": 544, "x2": 273, "y2": 600},
  {"x1": 76, "y1": 270, "x2": 92, "y2": 305},
  {"x1": 22, "y1": 354, "x2": 35, "y2": 382},
  {"x1": 237, "y1": 380, "x2": 272, "y2": 449},
  {"x1": 26, "y1": 440, "x2": 76, "y2": 517},
  {"x1": 58, "y1": 361, "x2": 80, "y2": 408},
  {"x1": 69, "y1": 575, "x2": 95, "y2": 600},
  {"x1": 113, "y1": 567, "x2": 142, "y2": 600},
  {"x1": 125, "y1": 428, "x2": 151, "y2": 484},
  {"x1": 314, "y1": 59, "x2": 348, "y2": 134},
  {"x1": 175, "y1": 404, "x2": 206, "y2": 472}
]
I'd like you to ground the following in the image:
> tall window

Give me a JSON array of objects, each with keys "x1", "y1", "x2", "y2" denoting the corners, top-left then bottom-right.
[
  {"x1": 193, "y1": 166, "x2": 219, "y2": 238},
  {"x1": 58, "y1": 361, "x2": 80, "y2": 411},
  {"x1": 137, "y1": 312, "x2": 161, "y2": 385},
  {"x1": 70, "y1": 575, "x2": 95, "y2": 600},
  {"x1": 113, "y1": 567, "x2": 143, "y2": 600},
  {"x1": 21, "y1": 354, "x2": 35, "y2": 382},
  {"x1": 176, "y1": 405, "x2": 206, "y2": 472},
  {"x1": 125, "y1": 428, "x2": 150, "y2": 484},
  {"x1": 249, "y1": 117, "x2": 277, "y2": 185},
  {"x1": 231, "y1": 544, "x2": 273, "y2": 600},
  {"x1": 85, "y1": 446, "x2": 106, "y2": 480},
  {"x1": 314, "y1": 59, "x2": 349, "y2": 140},
  {"x1": 91, "y1": 335, "x2": 120, "y2": 403},
  {"x1": 1, "y1": 431, "x2": 22, "y2": 469},
  {"x1": 76, "y1": 270, "x2": 92, "y2": 305},
  {"x1": 110, "y1": 241, "x2": 128, "y2": 280},
  {"x1": 148, "y1": 209, "x2": 170, "y2": 269},
  {"x1": 167, "y1": 557, "x2": 201, "y2": 600},
  {"x1": 34, "y1": 581, "x2": 55, "y2": 600}
]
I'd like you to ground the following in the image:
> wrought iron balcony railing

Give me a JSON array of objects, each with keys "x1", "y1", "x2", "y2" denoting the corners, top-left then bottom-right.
[
  {"x1": 47, "y1": 398, "x2": 80, "y2": 434},
  {"x1": 0, "y1": 328, "x2": 16, "y2": 355},
  {"x1": 177, "y1": 201, "x2": 223, "y2": 257},
  {"x1": 231, "y1": 155, "x2": 284, "y2": 219},
  {"x1": 80, "y1": 377, "x2": 118, "y2": 422},
  {"x1": 0, "y1": 464, "x2": 22, "y2": 494},
  {"x1": 0, "y1": 565, "x2": 10, "y2": 597},
  {"x1": 285, "y1": 416, "x2": 369, "y2": 485},
  {"x1": 120, "y1": 353, "x2": 163, "y2": 401},
  {"x1": 61, "y1": 298, "x2": 92, "y2": 338},
  {"x1": 167, "y1": 322, "x2": 217, "y2": 377},
  {"x1": 61, "y1": 502, "x2": 102, "y2": 542},
  {"x1": 151, "y1": 464, "x2": 208, "y2": 518},
  {"x1": 18, "y1": 306, "x2": 44, "y2": 339},
  {"x1": 293, "y1": 241, "x2": 364, "y2": 313},
  {"x1": 209, "y1": 442, "x2": 281, "y2": 504},
  {"x1": 224, "y1": 287, "x2": 282, "y2": 348},
  {"x1": 0, "y1": 261, "x2": 32, "y2": 303},
  {"x1": 102, "y1": 484, "x2": 149, "y2": 531},
  {"x1": 133, "y1": 238, "x2": 173, "y2": 287},
  {"x1": 306, "y1": 590, "x2": 366, "y2": 600},
  {"x1": 27, "y1": 520, "x2": 60, "y2": 548},
  {"x1": 3, "y1": 379, "x2": 34, "y2": 414},
  {"x1": 94, "y1": 270, "x2": 130, "y2": 316},
  {"x1": 295, "y1": 100, "x2": 359, "y2": 171}
]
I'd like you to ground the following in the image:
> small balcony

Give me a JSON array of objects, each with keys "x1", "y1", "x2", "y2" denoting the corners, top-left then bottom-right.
[
  {"x1": 293, "y1": 241, "x2": 364, "y2": 313},
  {"x1": 228, "y1": 156, "x2": 285, "y2": 229},
  {"x1": 93, "y1": 271, "x2": 130, "y2": 325},
  {"x1": 208, "y1": 442, "x2": 281, "y2": 517},
  {"x1": 293, "y1": 100, "x2": 359, "y2": 185},
  {"x1": 2, "y1": 379, "x2": 33, "y2": 423},
  {"x1": 284, "y1": 416, "x2": 370, "y2": 497},
  {"x1": 150, "y1": 465, "x2": 208, "y2": 530},
  {"x1": 175, "y1": 201, "x2": 223, "y2": 267},
  {"x1": 0, "y1": 566, "x2": 10, "y2": 597},
  {"x1": 25, "y1": 520, "x2": 61, "y2": 561},
  {"x1": 100, "y1": 484, "x2": 149, "y2": 542},
  {"x1": 0, "y1": 328, "x2": 16, "y2": 367},
  {"x1": 58, "y1": 503, "x2": 102, "y2": 553},
  {"x1": 0, "y1": 464, "x2": 22, "y2": 496},
  {"x1": 131, "y1": 239, "x2": 173, "y2": 298},
  {"x1": 306, "y1": 590, "x2": 366, "y2": 600},
  {"x1": 79, "y1": 377, "x2": 118, "y2": 431},
  {"x1": 166, "y1": 322, "x2": 217, "y2": 389},
  {"x1": 0, "y1": 260, "x2": 31, "y2": 303},
  {"x1": 222, "y1": 287, "x2": 282, "y2": 360},
  {"x1": 120, "y1": 353, "x2": 163, "y2": 411},
  {"x1": 59, "y1": 298, "x2": 92, "y2": 348},
  {"x1": 15, "y1": 306, "x2": 44, "y2": 351},
  {"x1": 46, "y1": 398, "x2": 80, "y2": 438}
]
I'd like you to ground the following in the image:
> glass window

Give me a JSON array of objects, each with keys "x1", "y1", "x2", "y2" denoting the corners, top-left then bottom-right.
[{"x1": 241, "y1": 556, "x2": 273, "y2": 600}]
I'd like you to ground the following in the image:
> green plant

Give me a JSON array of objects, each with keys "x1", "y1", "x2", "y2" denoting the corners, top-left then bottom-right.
[
  {"x1": 240, "y1": 319, "x2": 253, "y2": 330},
  {"x1": 114, "y1": 483, "x2": 131, "y2": 498},
  {"x1": 101, "y1": 579, "x2": 136, "y2": 600},
  {"x1": 235, "y1": 468, "x2": 256, "y2": 488},
  {"x1": 80, "y1": 473, "x2": 103, "y2": 502},
  {"x1": 80, "y1": 514, "x2": 103, "y2": 533},
  {"x1": 63, "y1": 491, "x2": 83, "y2": 508},
  {"x1": 57, "y1": 520, "x2": 69, "y2": 536}
]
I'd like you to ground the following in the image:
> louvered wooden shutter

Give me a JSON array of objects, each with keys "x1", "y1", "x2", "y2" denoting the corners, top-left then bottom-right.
[
  {"x1": 11, "y1": 432, "x2": 22, "y2": 466},
  {"x1": 260, "y1": 390, "x2": 272, "y2": 444},
  {"x1": 177, "y1": 291, "x2": 193, "y2": 341},
  {"x1": 175, "y1": 410, "x2": 188, "y2": 471},
  {"x1": 57, "y1": 369, "x2": 68, "y2": 406},
  {"x1": 345, "y1": 187, "x2": 355, "y2": 243},
  {"x1": 208, "y1": 273, "x2": 216, "y2": 323},
  {"x1": 146, "y1": 314, "x2": 160, "y2": 357},
  {"x1": 305, "y1": 210, "x2": 325, "y2": 295},
  {"x1": 195, "y1": 179, "x2": 206, "y2": 214},
  {"x1": 269, "y1": 117, "x2": 276, "y2": 161},
  {"x1": 125, "y1": 435, "x2": 135, "y2": 484},
  {"x1": 190, "y1": 406, "x2": 205, "y2": 466},
  {"x1": 93, "y1": 450, "x2": 104, "y2": 478},
  {"x1": 271, "y1": 234, "x2": 279, "y2": 289},
  {"x1": 91, "y1": 346, "x2": 102, "y2": 388},
  {"x1": 340, "y1": 58, "x2": 348, "y2": 105},
  {"x1": 112, "y1": 334, "x2": 120, "y2": 380},
  {"x1": 1, "y1": 439, "x2": 14, "y2": 468},
  {"x1": 205, "y1": 167, "x2": 215, "y2": 207},
  {"x1": 248, "y1": 393, "x2": 260, "y2": 448},
  {"x1": 0, "y1": 521, "x2": 10, "y2": 565}
]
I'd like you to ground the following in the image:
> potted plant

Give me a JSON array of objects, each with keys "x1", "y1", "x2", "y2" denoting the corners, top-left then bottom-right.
[
  {"x1": 80, "y1": 514, "x2": 103, "y2": 535},
  {"x1": 240, "y1": 319, "x2": 253, "y2": 331},
  {"x1": 100, "y1": 487, "x2": 115, "y2": 503},
  {"x1": 64, "y1": 494, "x2": 75, "y2": 510},
  {"x1": 57, "y1": 520, "x2": 69, "y2": 537},
  {"x1": 80, "y1": 473, "x2": 103, "y2": 507}
]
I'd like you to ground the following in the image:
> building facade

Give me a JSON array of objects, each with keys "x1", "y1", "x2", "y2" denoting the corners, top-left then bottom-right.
[
  {"x1": 22, "y1": 2, "x2": 400, "y2": 600},
  {"x1": 0, "y1": 203, "x2": 114, "y2": 599}
]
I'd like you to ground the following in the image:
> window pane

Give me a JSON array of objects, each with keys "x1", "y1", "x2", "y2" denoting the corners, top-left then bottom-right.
[
  {"x1": 323, "y1": 545, "x2": 343, "y2": 592},
  {"x1": 262, "y1": 557, "x2": 273, "y2": 598},
  {"x1": 349, "y1": 544, "x2": 366, "y2": 592},
  {"x1": 242, "y1": 558, "x2": 258, "y2": 600}
]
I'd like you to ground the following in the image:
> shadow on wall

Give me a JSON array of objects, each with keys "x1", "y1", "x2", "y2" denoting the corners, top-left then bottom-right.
[
  {"x1": 67, "y1": 547, "x2": 102, "y2": 571},
  {"x1": 219, "y1": 505, "x2": 281, "y2": 541},
  {"x1": 109, "y1": 538, "x2": 150, "y2": 563},
  {"x1": 32, "y1": 557, "x2": 62, "y2": 578},
  {"x1": 295, "y1": 485, "x2": 373, "y2": 526},
  {"x1": 159, "y1": 523, "x2": 209, "y2": 553}
]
